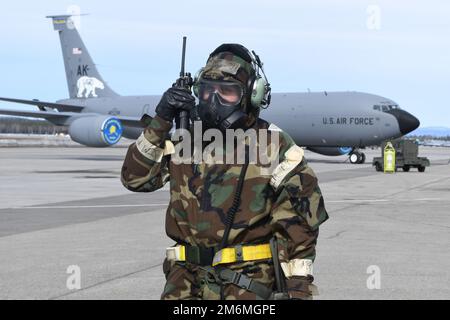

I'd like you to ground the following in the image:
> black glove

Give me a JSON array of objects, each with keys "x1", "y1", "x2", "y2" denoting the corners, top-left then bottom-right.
[{"x1": 155, "y1": 87, "x2": 195, "y2": 122}]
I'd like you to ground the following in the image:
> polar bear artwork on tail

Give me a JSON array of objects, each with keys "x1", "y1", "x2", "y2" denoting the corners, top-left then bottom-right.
[{"x1": 76, "y1": 76, "x2": 105, "y2": 98}]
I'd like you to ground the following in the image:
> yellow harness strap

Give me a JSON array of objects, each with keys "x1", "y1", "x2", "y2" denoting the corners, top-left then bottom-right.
[
  {"x1": 212, "y1": 244, "x2": 272, "y2": 266},
  {"x1": 165, "y1": 243, "x2": 272, "y2": 266}
]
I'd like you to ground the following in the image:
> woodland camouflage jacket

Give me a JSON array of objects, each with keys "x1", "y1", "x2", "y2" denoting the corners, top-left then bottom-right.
[{"x1": 121, "y1": 115, "x2": 328, "y2": 281}]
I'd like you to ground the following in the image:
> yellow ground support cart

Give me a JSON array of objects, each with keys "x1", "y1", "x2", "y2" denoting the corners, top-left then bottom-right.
[
  {"x1": 373, "y1": 139, "x2": 430, "y2": 172},
  {"x1": 383, "y1": 142, "x2": 396, "y2": 173}
]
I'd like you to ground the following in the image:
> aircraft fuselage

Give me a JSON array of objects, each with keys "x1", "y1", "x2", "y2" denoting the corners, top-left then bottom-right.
[{"x1": 57, "y1": 90, "x2": 413, "y2": 148}]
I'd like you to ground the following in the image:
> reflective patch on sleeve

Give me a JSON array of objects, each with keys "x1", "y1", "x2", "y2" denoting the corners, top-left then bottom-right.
[
  {"x1": 135, "y1": 132, "x2": 164, "y2": 162},
  {"x1": 281, "y1": 259, "x2": 313, "y2": 278},
  {"x1": 268, "y1": 123, "x2": 282, "y2": 132},
  {"x1": 270, "y1": 144, "x2": 304, "y2": 189},
  {"x1": 163, "y1": 140, "x2": 175, "y2": 156}
]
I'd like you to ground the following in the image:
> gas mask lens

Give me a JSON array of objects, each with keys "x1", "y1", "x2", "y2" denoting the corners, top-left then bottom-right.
[{"x1": 198, "y1": 80, "x2": 243, "y2": 106}]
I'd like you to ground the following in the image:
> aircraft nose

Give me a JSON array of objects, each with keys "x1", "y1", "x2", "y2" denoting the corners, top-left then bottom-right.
[
  {"x1": 398, "y1": 110, "x2": 420, "y2": 134},
  {"x1": 387, "y1": 109, "x2": 420, "y2": 135}
]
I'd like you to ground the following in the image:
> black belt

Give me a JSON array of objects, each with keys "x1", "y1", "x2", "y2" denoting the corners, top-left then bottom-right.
[{"x1": 180, "y1": 244, "x2": 274, "y2": 300}]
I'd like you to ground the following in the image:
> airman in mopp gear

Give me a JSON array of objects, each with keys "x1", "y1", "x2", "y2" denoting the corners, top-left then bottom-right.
[{"x1": 121, "y1": 43, "x2": 328, "y2": 300}]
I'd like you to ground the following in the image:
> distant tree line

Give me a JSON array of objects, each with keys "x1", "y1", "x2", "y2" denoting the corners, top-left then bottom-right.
[
  {"x1": 0, "y1": 117, "x2": 67, "y2": 134},
  {"x1": 408, "y1": 135, "x2": 450, "y2": 141}
]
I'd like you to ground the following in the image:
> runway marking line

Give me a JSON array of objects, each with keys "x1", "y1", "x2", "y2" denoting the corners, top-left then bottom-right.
[
  {"x1": 328, "y1": 198, "x2": 442, "y2": 203},
  {"x1": 11, "y1": 204, "x2": 168, "y2": 210},
  {"x1": 10, "y1": 198, "x2": 445, "y2": 209}
]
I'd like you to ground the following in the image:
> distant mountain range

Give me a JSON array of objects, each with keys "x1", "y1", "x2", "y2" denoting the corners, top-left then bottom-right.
[{"x1": 408, "y1": 127, "x2": 450, "y2": 137}]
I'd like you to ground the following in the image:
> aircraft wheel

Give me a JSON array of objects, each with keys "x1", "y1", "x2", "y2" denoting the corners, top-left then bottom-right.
[
  {"x1": 349, "y1": 152, "x2": 361, "y2": 164},
  {"x1": 358, "y1": 153, "x2": 366, "y2": 164}
]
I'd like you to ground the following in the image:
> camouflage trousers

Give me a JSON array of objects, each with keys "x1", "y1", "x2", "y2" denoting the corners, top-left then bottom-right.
[{"x1": 161, "y1": 259, "x2": 275, "y2": 300}]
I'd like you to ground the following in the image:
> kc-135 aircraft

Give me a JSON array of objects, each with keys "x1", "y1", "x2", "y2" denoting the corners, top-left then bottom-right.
[{"x1": 0, "y1": 15, "x2": 420, "y2": 164}]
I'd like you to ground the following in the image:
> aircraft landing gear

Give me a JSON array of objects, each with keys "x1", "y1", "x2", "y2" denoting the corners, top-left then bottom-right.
[
  {"x1": 349, "y1": 151, "x2": 366, "y2": 164},
  {"x1": 360, "y1": 152, "x2": 366, "y2": 164}
]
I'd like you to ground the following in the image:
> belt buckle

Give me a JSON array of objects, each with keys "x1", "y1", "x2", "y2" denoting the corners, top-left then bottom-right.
[
  {"x1": 199, "y1": 247, "x2": 215, "y2": 266},
  {"x1": 233, "y1": 272, "x2": 252, "y2": 290}
]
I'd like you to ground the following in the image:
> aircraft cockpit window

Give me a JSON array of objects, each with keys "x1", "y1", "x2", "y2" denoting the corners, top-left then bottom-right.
[{"x1": 376, "y1": 104, "x2": 401, "y2": 112}]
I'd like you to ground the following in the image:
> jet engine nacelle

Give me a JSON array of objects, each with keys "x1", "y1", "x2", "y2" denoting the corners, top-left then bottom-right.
[
  {"x1": 307, "y1": 146, "x2": 353, "y2": 156},
  {"x1": 68, "y1": 115, "x2": 123, "y2": 147}
]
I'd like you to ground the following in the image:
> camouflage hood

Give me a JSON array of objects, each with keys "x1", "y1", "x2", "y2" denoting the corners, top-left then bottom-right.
[
  {"x1": 197, "y1": 47, "x2": 259, "y2": 130},
  {"x1": 201, "y1": 51, "x2": 254, "y2": 88}
]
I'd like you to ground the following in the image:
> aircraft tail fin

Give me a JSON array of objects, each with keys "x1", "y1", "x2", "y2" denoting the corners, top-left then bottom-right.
[{"x1": 47, "y1": 15, "x2": 119, "y2": 99}]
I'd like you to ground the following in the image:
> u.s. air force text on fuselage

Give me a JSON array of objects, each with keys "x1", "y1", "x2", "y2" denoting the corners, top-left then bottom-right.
[{"x1": 322, "y1": 117, "x2": 375, "y2": 125}]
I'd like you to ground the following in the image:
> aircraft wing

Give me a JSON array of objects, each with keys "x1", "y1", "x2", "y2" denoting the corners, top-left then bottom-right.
[
  {"x1": 0, "y1": 107, "x2": 146, "y2": 128},
  {"x1": 0, "y1": 97, "x2": 84, "y2": 112},
  {"x1": 0, "y1": 108, "x2": 74, "y2": 120}
]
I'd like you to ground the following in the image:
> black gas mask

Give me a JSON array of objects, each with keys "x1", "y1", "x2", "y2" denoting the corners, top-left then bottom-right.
[{"x1": 197, "y1": 79, "x2": 249, "y2": 131}]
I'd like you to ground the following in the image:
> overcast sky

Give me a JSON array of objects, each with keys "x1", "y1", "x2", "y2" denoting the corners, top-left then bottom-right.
[{"x1": 0, "y1": 0, "x2": 449, "y2": 127}]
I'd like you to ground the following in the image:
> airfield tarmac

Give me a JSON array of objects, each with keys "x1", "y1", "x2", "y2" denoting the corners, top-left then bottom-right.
[{"x1": 0, "y1": 144, "x2": 449, "y2": 300}]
